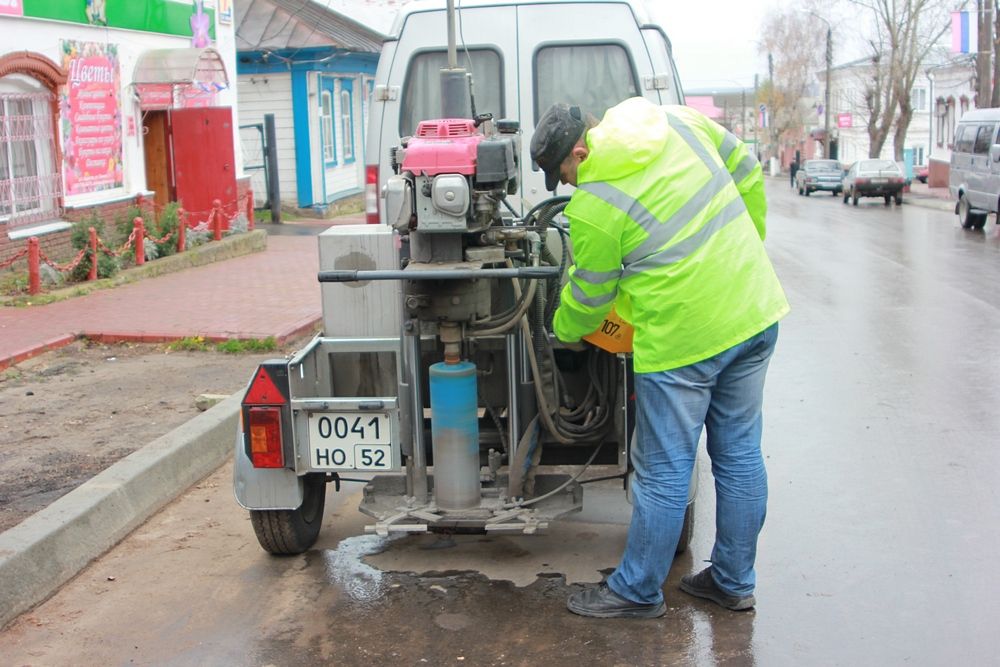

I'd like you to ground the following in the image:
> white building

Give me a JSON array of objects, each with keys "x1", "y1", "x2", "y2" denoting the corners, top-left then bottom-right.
[
  {"x1": 1, "y1": 0, "x2": 242, "y2": 263},
  {"x1": 822, "y1": 56, "x2": 932, "y2": 172},
  {"x1": 925, "y1": 54, "x2": 976, "y2": 167}
]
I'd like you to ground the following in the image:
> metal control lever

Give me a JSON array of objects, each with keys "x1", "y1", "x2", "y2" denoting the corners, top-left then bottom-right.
[{"x1": 318, "y1": 266, "x2": 561, "y2": 282}]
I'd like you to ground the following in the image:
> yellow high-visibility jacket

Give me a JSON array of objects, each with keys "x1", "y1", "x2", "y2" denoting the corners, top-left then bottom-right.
[{"x1": 553, "y1": 97, "x2": 789, "y2": 373}]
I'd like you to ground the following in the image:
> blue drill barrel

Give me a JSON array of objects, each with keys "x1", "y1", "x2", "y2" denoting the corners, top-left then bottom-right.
[{"x1": 428, "y1": 361, "x2": 481, "y2": 510}]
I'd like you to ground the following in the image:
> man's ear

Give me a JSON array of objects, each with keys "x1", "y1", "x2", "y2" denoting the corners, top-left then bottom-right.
[{"x1": 572, "y1": 143, "x2": 589, "y2": 161}]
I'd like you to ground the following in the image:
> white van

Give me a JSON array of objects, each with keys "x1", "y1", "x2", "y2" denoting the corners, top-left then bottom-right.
[
  {"x1": 949, "y1": 108, "x2": 1000, "y2": 229},
  {"x1": 363, "y1": 0, "x2": 684, "y2": 223}
]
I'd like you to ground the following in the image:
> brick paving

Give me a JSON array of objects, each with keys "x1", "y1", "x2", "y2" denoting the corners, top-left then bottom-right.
[{"x1": 0, "y1": 231, "x2": 325, "y2": 370}]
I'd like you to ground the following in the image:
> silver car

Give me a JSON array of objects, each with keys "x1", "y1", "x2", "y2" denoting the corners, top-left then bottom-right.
[{"x1": 796, "y1": 159, "x2": 843, "y2": 196}]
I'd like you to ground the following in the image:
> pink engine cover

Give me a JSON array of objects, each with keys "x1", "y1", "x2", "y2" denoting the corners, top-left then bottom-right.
[{"x1": 401, "y1": 118, "x2": 483, "y2": 176}]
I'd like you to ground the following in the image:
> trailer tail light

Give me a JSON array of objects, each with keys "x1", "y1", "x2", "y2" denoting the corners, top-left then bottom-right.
[
  {"x1": 365, "y1": 164, "x2": 380, "y2": 224},
  {"x1": 248, "y1": 407, "x2": 284, "y2": 468}
]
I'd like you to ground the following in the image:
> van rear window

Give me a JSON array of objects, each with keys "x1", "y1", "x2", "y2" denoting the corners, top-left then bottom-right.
[
  {"x1": 973, "y1": 123, "x2": 997, "y2": 154},
  {"x1": 534, "y1": 44, "x2": 638, "y2": 124},
  {"x1": 400, "y1": 49, "x2": 503, "y2": 137},
  {"x1": 955, "y1": 125, "x2": 975, "y2": 153}
]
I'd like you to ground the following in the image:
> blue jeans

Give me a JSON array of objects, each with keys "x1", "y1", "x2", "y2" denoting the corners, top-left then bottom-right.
[{"x1": 607, "y1": 323, "x2": 779, "y2": 605}]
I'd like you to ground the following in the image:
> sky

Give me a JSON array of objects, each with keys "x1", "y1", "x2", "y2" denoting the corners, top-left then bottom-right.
[
  {"x1": 329, "y1": 0, "x2": 873, "y2": 92},
  {"x1": 650, "y1": 0, "x2": 794, "y2": 91},
  {"x1": 648, "y1": 0, "x2": 873, "y2": 92}
]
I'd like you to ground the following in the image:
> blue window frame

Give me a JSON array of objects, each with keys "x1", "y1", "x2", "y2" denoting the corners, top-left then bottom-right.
[
  {"x1": 339, "y1": 78, "x2": 355, "y2": 164},
  {"x1": 319, "y1": 76, "x2": 337, "y2": 166}
]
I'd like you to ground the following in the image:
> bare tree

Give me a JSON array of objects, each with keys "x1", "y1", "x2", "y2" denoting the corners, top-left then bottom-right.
[
  {"x1": 757, "y1": 9, "x2": 826, "y2": 158},
  {"x1": 849, "y1": 0, "x2": 952, "y2": 160}
]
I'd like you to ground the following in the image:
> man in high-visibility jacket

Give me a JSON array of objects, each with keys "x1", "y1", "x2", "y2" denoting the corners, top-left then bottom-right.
[{"x1": 531, "y1": 97, "x2": 789, "y2": 618}]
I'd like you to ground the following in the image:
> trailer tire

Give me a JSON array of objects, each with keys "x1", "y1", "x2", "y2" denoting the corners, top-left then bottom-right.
[
  {"x1": 249, "y1": 473, "x2": 326, "y2": 555},
  {"x1": 625, "y1": 472, "x2": 695, "y2": 555}
]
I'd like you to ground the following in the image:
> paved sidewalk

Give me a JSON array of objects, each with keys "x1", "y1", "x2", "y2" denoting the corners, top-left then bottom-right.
[{"x1": 0, "y1": 223, "x2": 340, "y2": 370}]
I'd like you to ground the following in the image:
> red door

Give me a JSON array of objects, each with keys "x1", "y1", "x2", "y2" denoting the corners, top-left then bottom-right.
[{"x1": 169, "y1": 107, "x2": 237, "y2": 228}]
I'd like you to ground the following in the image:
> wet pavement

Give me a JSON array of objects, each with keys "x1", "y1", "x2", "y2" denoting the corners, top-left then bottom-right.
[{"x1": 2, "y1": 182, "x2": 999, "y2": 664}]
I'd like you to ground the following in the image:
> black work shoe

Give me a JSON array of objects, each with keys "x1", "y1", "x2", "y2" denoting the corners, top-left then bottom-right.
[
  {"x1": 679, "y1": 567, "x2": 755, "y2": 611},
  {"x1": 567, "y1": 583, "x2": 666, "y2": 619}
]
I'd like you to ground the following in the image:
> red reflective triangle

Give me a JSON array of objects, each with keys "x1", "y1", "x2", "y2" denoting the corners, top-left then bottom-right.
[{"x1": 244, "y1": 367, "x2": 286, "y2": 405}]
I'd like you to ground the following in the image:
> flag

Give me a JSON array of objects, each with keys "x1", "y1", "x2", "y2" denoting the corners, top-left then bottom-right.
[{"x1": 951, "y1": 11, "x2": 978, "y2": 54}]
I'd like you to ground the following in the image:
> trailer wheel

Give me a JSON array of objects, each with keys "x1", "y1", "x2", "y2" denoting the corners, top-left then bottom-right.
[
  {"x1": 625, "y1": 472, "x2": 695, "y2": 555},
  {"x1": 249, "y1": 473, "x2": 326, "y2": 555}
]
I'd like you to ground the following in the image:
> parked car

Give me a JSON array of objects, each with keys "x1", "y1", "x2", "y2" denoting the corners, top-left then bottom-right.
[
  {"x1": 841, "y1": 159, "x2": 906, "y2": 205},
  {"x1": 949, "y1": 108, "x2": 1000, "y2": 229},
  {"x1": 795, "y1": 159, "x2": 843, "y2": 196}
]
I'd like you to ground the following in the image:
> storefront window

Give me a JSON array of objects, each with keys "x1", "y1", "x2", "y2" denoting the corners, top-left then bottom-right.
[{"x1": 0, "y1": 93, "x2": 60, "y2": 227}]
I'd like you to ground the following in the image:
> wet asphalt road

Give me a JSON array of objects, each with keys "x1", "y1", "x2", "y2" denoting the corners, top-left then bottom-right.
[{"x1": 2, "y1": 182, "x2": 999, "y2": 665}]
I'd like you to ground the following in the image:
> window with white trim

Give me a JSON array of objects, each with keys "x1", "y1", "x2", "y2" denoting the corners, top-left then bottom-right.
[
  {"x1": 340, "y1": 88, "x2": 353, "y2": 162},
  {"x1": 320, "y1": 90, "x2": 335, "y2": 163},
  {"x1": 0, "y1": 92, "x2": 60, "y2": 227},
  {"x1": 911, "y1": 87, "x2": 927, "y2": 112}
]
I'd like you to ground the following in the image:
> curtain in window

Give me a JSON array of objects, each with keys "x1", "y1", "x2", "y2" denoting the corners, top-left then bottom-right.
[
  {"x1": 534, "y1": 45, "x2": 637, "y2": 125},
  {"x1": 401, "y1": 50, "x2": 502, "y2": 136},
  {"x1": 0, "y1": 94, "x2": 59, "y2": 225}
]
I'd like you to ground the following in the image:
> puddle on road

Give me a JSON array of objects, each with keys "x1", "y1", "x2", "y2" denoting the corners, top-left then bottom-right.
[{"x1": 320, "y1": 534, "x2": 397, "y2": 602}]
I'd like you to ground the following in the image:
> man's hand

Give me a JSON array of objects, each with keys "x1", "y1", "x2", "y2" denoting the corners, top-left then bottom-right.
[{"x1": 561, "y1": 340, "x2": 588, "y2": 352}]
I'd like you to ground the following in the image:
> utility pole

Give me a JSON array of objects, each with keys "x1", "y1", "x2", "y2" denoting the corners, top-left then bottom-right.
[
  {"x1": 768, "y1": 53, "x2": 774, "y2": 163},
  {"x1": 753, "y1": 74, "x2": 759, "y2": 159},
  {"x1": 741, "y1": 87, "x2": 747, "y2": 140},
  {"x1": 824, "y1": 25, "x2": 832, "y2": 159}
]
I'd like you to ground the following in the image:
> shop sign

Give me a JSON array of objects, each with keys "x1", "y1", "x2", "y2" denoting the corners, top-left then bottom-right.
[
  {"x1": 837, "y1": 113, "x2": 853, "y2": 129},
  {"x1": 60, "y1": 40, "x2": 123, "y2": 196},
  {"x1": 0, "y1": 0, "x2": 23, "y2": 17},
  {"x1": 180, "y1": 83, "x2": 218, "y2": 109},
  {"x1": 137, "y1": 83, "x2": 174, "y2": 110}
]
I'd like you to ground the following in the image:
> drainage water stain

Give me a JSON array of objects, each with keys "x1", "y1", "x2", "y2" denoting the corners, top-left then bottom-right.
[{"x1": 321, "y1": 534, "x2": 395, "y2": 602}]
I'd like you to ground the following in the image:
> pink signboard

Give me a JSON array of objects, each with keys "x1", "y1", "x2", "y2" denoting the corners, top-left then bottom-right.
[
  {"x1": 0, "y1": 0, "x2": 23, "y2": 17},
  {"x1": 179, "y1": 84, "x2": 217, "y2": 109},
  {"x1": 137, "y1": 83, "x2": 174, "y2": 110},
  {"x1": 837, "y1": 113, "x2": 853, "y2": 129},
  {"x1": 60, "y1": 40, "x2": 123, "y2": 195}
]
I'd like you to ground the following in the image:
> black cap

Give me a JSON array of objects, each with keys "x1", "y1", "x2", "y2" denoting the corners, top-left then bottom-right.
[{"x1": 531, "y1": 103, "x2": 585, "y2": 191}]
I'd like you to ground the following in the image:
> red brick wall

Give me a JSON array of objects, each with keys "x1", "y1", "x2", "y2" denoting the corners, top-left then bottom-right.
[
  {"x1": 2, "y1": 181, "x2": 249, "y2": 272},
  {"x1": 0, "y1": 195, "x2": 155, "y2": 271}
]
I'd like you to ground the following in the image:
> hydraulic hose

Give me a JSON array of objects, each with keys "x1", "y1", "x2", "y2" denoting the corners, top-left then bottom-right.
[{"x1": 469, "y1": 257, "x2": 539, "y2": 336}]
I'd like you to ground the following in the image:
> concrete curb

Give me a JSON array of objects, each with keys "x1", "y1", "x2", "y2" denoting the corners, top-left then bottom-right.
[
  {"x1": 0, "y1": 392, "x2": 242, "y2": 629},
  {"x1": 905, "y1": 196, "x2": 955, "y2": 213}
]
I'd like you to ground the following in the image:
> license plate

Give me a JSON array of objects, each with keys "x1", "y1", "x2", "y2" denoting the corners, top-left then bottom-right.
[
  {"x1": 873, "y1": 178, "x2": 887, "y2": 184},
  {"x1": 308, "y1": 412, "x2": 392, "y2": 470}
]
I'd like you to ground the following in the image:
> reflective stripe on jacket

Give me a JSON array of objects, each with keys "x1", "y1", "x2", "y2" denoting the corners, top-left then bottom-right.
[{"x1": 552, "y1": 97, "x2": 789, "y2": 373}]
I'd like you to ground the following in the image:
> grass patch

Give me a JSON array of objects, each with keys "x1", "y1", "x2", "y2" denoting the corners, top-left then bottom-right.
[
  {"x1": 165, "y1": 336, "x2": 278, "y2": 354},
  {"x1": 166, "y1": 336, "x2": 211, "y2": 352},
  {"x1": 215, "y1": 337, "x2": 278, "y2": 354}
]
